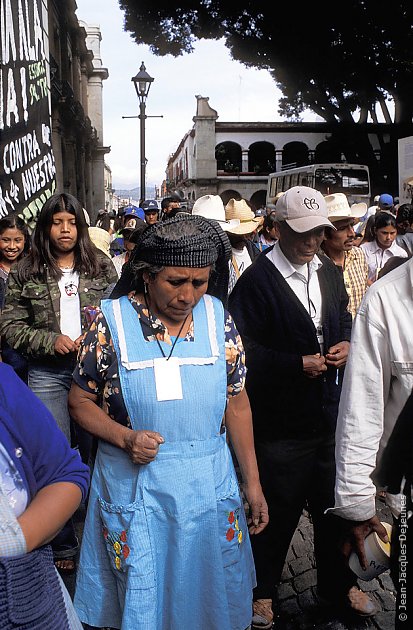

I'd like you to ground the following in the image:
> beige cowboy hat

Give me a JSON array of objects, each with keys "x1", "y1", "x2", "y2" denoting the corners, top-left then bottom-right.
[
  {"x1": 192, "y1": 194, "x2": 240, "y2": 232},
  {"x1": 88, "y1": 226, "x2": 111, "y2": 257},
  {"x1": 224, "y1": 198, "x2": 263, "y2": 235},
  {"x1": 324, "y1": 193, "x2": 367, "y2": 222}
]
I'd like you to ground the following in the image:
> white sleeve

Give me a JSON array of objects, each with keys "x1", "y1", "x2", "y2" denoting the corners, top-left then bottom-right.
[{"x1": 328, "y1": 302, "x2": 391, "y2": 521}]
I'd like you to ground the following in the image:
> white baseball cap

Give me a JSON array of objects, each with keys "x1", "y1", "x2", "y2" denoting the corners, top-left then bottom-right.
[{"x1": 274, "y1": 186, "x2": 335, "y2": 233}]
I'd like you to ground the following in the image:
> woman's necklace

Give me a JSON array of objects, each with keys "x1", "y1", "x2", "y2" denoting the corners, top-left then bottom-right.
[
  {"x1": 57, "y1": 256, "x2": 74, "y2": 270},
  {"x1": 144, "y1": 294, "x2": 190, "y2": 361}
]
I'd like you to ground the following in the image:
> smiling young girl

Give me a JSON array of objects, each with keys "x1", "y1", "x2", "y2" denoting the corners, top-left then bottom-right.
[
  {"x1": 0, "y1": 215, "x2": 30, "y2": 304},
  {"x1": 0, "y1": 215, "x2": 31, "y2": 382}
]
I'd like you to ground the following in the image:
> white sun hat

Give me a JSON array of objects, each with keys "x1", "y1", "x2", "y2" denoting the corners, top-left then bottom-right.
[
  {"x1": 324, "y1": 193, "x2": 367, "y2": 222},
  {"x1": 192, "y1": 194, "x2": 240, "y2": 232}
]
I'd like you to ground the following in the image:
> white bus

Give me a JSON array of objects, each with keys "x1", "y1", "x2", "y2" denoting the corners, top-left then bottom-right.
[{"x1": 267, "y1": 163, "x2": 371, "y2": 206}]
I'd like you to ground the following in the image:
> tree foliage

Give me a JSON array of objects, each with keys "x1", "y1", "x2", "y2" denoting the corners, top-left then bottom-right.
[{"x1": 118, "y1": 0, "x2": 413, "y2": 125}]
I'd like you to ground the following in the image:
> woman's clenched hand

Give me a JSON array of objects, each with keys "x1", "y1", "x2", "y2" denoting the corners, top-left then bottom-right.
[{"x1": 123, "y1": 429, "x2": 165, "y2": 464}]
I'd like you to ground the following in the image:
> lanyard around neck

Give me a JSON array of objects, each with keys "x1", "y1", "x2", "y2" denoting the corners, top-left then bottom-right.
[
  {"x1": 145, "y1": 294, "x2": 190, "y2": 361},
  {"x1": 305, "y1": 263, "x2": 317, "y2": 319}
]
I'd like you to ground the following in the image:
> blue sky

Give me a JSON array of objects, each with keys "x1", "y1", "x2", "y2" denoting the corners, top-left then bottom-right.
[{"x1": 75, "y1": 0, "x2": 291, "y2": 190}]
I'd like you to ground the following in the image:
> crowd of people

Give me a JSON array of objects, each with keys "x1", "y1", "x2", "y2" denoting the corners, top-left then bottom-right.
[{"x1": 0, "y1": 187, "x2": 411, "y2": 629}]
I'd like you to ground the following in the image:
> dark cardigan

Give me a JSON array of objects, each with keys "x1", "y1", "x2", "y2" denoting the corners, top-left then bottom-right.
[{"x1": 229, "y1": 248, "x2": 352, "y2": 440}]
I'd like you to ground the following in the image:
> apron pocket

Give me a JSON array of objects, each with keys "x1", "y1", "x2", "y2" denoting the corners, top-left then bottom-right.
[
  {"x1": 218, "y1": 486, "x2": 247, "y2": 568},
  {"x1": 98, "y1": 496, "x2": 155, "y2": 589}
]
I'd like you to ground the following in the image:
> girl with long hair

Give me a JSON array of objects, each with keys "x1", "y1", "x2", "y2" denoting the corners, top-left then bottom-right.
[
  {"x1": 0, "y1": 192, "x2": 117, "y2": 574},
  {"x1": 0, "y1": 215, "x2": 31, "y2": 382},
  {"x1": 360, "y1": 211, "x2": 408, "y2": 284}
]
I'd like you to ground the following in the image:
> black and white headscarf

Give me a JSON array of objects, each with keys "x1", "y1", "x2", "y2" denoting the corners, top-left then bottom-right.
[{"x1": 110, "y1": 214, "x2": 232, "y2": 305}]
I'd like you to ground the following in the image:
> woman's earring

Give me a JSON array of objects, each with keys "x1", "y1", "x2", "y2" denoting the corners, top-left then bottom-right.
[{"x1": 144, "y1": 282, "x2": 148, "y2": 295}]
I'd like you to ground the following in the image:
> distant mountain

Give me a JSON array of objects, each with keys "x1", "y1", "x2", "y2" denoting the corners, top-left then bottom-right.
[{"x1": 114, "y1": 185, "x2": 158, "y2": 199}]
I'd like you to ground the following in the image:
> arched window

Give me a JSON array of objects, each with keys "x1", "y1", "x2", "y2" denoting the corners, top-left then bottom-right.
[
  {"x1": 282, "y1": 142, "x2": 309, "y2": 168},
  {"x1": 248, "y1": 142, "x2": 276, "y2": 174},
  {"x1": 220, "y1": 190, "x2": 242, "y2": 206},
  {"x1": 314, "y1": 140, "x2": 342, "y2": 163},
  {"x1": 250, "y1": 190, "x2": 267, "y2": 212},
  {"x1": 215, "y1": 142, "x2": 242, "y2": 173}
]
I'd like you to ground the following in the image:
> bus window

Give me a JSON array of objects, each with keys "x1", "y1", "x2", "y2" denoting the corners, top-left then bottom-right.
[
  {"x1": 315, "y1": 167, "x2": 369, "y2": 196},
  {"x1": 267, "y1": 164, "x2": 370, "y2": 206},
  {"x1": 270, "y1": 177, "x2": 277, "y2": 198}
]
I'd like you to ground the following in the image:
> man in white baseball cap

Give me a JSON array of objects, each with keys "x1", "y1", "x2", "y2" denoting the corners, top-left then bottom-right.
[
  {"x1": 229, "y1": 186, "x2": 376, "y2": 627},
  {"x1": 272, "y1": 185, "x2": 335, "y2": 232}
]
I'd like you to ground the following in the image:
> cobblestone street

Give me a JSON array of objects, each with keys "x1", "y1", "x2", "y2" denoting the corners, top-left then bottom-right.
[{"x1": 274, "y1": 501, "x2": 396, "y2": 630}]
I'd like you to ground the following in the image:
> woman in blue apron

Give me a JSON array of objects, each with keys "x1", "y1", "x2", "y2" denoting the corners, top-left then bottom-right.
[{"x1": 69, "y1": 215, "x2": 268, "y2": 630}]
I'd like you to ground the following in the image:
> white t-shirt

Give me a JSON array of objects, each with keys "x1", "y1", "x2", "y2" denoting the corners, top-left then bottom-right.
[
  {"x1": 231, "y1": 246, "x2": 252, "y2": 276},
  {"x1": 58, "y1": 269, "x2": 81, "y2": 340},
  {"x1": 228, "y1": 246, "x2": 253, "y2": 295}
]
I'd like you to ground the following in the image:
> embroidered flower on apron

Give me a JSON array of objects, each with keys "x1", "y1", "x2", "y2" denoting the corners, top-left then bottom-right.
[
  {"x1": 226, "y1": 508, "x2": 243, "y2": 545},
  {"x1": 102, "y1": 526, "x2": 130, "y2": 570}
]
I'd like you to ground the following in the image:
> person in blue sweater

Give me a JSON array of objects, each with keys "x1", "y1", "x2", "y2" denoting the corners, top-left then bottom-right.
[{"x1": 0, "y1": 363, "x2": 89, "y2": 628}]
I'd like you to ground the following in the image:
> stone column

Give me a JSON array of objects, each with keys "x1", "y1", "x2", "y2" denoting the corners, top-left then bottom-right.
[
  {"x1": 192, "y1": 96, "x2": 218, "y2": 186},
  {"x1": 79, "y1": 23, "x2": 109, "y2": 217},
  {"x1": 242, "y1": 149, "x2": 249, "y2": 173}
]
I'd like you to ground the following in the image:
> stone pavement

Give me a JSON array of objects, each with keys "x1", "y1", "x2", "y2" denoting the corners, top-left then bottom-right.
[
  {"x1": 274, "y1": 500, "x2": 396, "y2": 630},
  {"x1": 63, "y1": 500, "x2": 396, "y2": 630}
]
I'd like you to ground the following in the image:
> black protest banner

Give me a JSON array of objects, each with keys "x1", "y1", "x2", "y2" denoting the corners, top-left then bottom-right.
[{"x1": 0, "y1": 0, "x2": 56, "y2": 229}]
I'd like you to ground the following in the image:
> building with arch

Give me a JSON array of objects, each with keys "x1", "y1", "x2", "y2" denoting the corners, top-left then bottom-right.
[{"x1": 165, "y1": 96, "x2": 384, "y2": 211}]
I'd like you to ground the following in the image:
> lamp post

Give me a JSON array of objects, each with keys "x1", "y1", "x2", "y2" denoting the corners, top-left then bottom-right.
[{"x1": 132, "y1": 62, "x2": 154, "y2": 203}]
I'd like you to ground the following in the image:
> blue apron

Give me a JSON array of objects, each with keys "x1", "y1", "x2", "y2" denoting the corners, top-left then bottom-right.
[{"x1": 74, "y1": 294, "x2": 255, "y2": 630}]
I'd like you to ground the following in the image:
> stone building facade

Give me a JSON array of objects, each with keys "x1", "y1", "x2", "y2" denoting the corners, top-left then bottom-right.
[
  {"x1": 165, "y1": 96, "x2": 388, "y2": 211},
  {"x1": 48, "y1": 0, "x2": 109, "y2": 222}
]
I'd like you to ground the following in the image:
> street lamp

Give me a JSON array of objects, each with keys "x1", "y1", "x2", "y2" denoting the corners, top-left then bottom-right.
[{"x1": 132, "y1": 62, "x2": 154, "y2": 203}]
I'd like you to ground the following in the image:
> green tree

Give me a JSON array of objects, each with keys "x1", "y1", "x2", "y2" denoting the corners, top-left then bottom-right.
[
  {"x1": 118, "y1": 1, "x2": 413, "y2": 188},
  {"x1": 118, "y1": 1, "x2": 413, "y2": 124}
]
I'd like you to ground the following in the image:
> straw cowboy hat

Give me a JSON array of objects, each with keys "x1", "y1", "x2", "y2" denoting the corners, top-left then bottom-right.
[
  {"x1": 88, "y1": 226, "x2": 111, "y2": 257},
  {"x1": 224, "y1": 198, "x2": 263, "y2": 235},
  {"x1": 192, "y1": 195, "x2": 240, "y2": 232},
  {"x1": 324, "y1": 193, "x2": 367, "y2": 222}
]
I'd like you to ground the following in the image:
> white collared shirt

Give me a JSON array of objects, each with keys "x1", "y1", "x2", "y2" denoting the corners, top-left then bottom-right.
[
  {"x1": 360, "y1": 239, "x2": 408, "y2": 282},
  {"x1": 268, "y1": 242, "x2": 324, "y2": 350}
]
